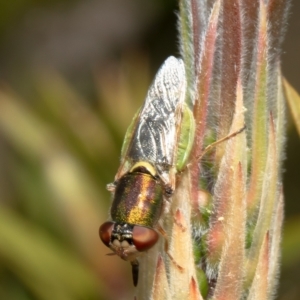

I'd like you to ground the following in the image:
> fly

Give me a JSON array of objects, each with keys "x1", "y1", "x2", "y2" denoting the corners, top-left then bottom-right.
[{"x1": 99, "y1": 56, "x2": 195, "y2": 286}]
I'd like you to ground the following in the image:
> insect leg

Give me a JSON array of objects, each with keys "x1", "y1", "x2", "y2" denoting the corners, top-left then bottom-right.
[
  {"x1": 156, "y1": 224, "x2": 184, "y2": 272},
  {"x1": 187, "y1": 125, "x2": 246, "y2": 167},
  {"x1": 131, "y1": 259, "x2": 139, "y2": 287}
]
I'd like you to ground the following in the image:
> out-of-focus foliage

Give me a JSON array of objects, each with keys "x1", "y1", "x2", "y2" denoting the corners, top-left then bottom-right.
[
  {"x1": 0, "y1": 54, "x2": 153, "y2": 300},
  {"x1": 283, "y1": 78, "x2": 300, "y2": 137},
  {"x1": 0, "y1": 0, "x2": 77, "y2": 34}
]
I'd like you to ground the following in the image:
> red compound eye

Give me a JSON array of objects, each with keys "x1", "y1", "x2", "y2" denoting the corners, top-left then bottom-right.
[
  {"x1": 99, "y1": 222, "x2": 114, "y2": 247},
  {"x1": 132, "y1": 226, "x2": 159, "y2": 251}
]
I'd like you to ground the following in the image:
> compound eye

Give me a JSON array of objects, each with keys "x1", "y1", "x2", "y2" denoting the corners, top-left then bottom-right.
[
  {"x1": 99, "y1": 222, "x2": 114, "y2": 247},
  {"x1": 132, "y1": 226, "x2": 159, "y2": 251}
]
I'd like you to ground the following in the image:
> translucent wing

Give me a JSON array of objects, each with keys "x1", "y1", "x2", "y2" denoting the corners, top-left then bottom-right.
[{"x1": 116, "y1": 56, "x2": 186, "y2": 180}]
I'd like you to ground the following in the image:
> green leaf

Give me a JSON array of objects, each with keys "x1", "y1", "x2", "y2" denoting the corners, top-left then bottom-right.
[{"x1": 283, "y1": 77, "x2": 300, "y2": 137}]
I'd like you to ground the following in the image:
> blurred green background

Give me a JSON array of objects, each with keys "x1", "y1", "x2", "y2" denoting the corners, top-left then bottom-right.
[{"x1": 0, "y1": 1, "x2": 299, "y2": 299}]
